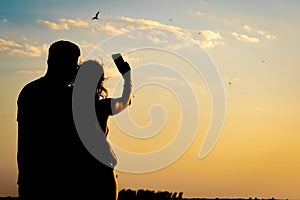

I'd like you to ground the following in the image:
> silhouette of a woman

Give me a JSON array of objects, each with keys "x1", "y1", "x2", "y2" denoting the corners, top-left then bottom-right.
[{"x1": 93, "y1": 58, "x2": 132, "y2": 200}]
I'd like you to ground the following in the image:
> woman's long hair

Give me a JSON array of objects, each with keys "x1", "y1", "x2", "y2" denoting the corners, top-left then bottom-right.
[
  {"x1": 92, "y1": 57, "x2": 108, "y2": 99},
  {"x1": 96, "y1": 75, "x2": 108, "y2": 99}
]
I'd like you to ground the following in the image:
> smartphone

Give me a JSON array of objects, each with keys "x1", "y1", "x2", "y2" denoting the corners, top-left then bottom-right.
[{"x1": 112, "y1": 53, "x2": 125, "y2": 69}]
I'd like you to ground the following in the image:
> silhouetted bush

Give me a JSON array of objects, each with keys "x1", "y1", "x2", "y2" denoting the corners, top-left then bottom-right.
[{"x1": 118, "y1": 189, "x2": 183, "y2": 200}]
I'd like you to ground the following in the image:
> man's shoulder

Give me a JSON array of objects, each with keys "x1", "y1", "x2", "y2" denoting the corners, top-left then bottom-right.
[
  {"x1": 21, "y1": 77, "x2": 44, "y2": 90},
  {"x1": 17, "y1": 77, "x2": 44, "y2": 101}
]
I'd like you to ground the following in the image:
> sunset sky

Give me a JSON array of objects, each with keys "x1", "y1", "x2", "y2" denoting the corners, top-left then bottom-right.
[{"x1": 1, "y1": 0, "x2": 300, "y2": 199}]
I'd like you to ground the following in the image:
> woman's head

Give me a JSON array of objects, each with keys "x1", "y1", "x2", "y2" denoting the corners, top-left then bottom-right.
[{"x1": 80, "y1": 59, "x2": 108, "y2": 99}]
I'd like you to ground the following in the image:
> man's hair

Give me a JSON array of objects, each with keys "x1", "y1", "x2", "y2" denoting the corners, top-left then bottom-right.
[{"x1": 47, "y1": 40, "x2": 81, "y2": 67}]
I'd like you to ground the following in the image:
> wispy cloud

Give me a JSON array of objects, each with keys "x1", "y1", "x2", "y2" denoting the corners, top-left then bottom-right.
[
  {"x1": 37, "y1": 17, "x2": 128, "y2": 34},
  {"x1": 16, "y1": 70, "x2": 45, "y2": 75},
  {"x1": 257, "y1": 30, "x2": 277, "y2": 40},
  {"x1": 102, "y1": 23, "x2": 126, "y2": 35},
  {"x1": 0, "y1": 38, "x2": 22, "y2": 49},
  {"x1": 242, "y1": 24, "x2": 277, "y2": 41},
  {"x1": 11, "y1": 43, "x2": 48, "y2": 57},
  {"x1": 0, "y1": 38, "x2": 48, "y2": 57},
  {"x1": 231, "y1": 32, "x2": 260, "y2": 43},
  {"x1": 37, "y1": 18, "x2": 88, "y2": 30},
  {"x1": 37, "y1": 16, "x2": 225, "y2": 49},
  {"x1": 119, "y1": 16, "x2": 224, "y2": 49},
  {"x1": 0, "y1": 16, "x2": 227, "y2": 58},
  {"x1": 199, "y1": 30, "x2": 224, "y2": 48},
  {"x1": 117, "y1": 16, "x2": 183, "y2": 32},
  {"x1": 37, "y1": 19, "x2": 68, "y2": 30},
  {"x1": 77, "y1": 41, "x2": 98, "y2": 55},
  {"x1": 188, "y1": 10, "x2": 277, "y2": 44},
  {"x1": 242, "y1": 25, "x2": 252, "y2": 32}
]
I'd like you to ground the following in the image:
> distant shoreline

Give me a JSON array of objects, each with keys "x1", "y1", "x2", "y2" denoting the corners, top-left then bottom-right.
[
  {"x1": 0, "y1": 197, "x2": 283, "y2": 200},
  {"x1": 0, "y1": 189, "x2": 282, "y2": 200}
]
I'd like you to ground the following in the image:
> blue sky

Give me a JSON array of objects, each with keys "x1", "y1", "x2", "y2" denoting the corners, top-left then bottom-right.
[{"x1": 2, "y1": 0, "x2": 297, "y2": 30}]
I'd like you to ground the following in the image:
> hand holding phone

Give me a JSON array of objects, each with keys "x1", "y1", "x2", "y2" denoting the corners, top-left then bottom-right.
[{"x1": 112, "y1": 53, "x2": 131, "y2": 75}]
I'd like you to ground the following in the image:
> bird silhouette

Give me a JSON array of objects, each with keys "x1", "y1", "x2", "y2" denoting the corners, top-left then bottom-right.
[{"x1": 92, "y1": 11, "x2": 100, "y2": 20}]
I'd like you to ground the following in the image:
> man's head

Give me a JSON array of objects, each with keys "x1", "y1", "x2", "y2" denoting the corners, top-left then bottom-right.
[{"x1": 46, "y1": 40, "x2": 81, "y2": 85}]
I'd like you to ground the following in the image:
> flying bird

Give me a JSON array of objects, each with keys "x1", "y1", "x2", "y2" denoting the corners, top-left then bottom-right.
[{"x1": 92, "y1": 11, "x2": 100, "y2": 20}]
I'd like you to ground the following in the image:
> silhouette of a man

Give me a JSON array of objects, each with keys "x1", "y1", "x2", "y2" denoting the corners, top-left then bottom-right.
[{"x1": 17, "y1": 40, "x2": 131, "y2": 200}]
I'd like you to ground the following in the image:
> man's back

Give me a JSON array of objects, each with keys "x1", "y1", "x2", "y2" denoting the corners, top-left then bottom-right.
[{"x1": 17, "y1": 77, "x2": 109, "y2": 198}]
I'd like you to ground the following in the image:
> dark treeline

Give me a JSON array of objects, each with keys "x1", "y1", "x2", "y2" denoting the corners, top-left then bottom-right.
[
  {"x1": 118, "y1": 188, "x2": 183, "y2": 200},
  {"x1": 0, "y1": 189, "x2": 183, "y2": 200},
  {"x1": 0, "y1": 191, "x2": 279, "y2": 200}
]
